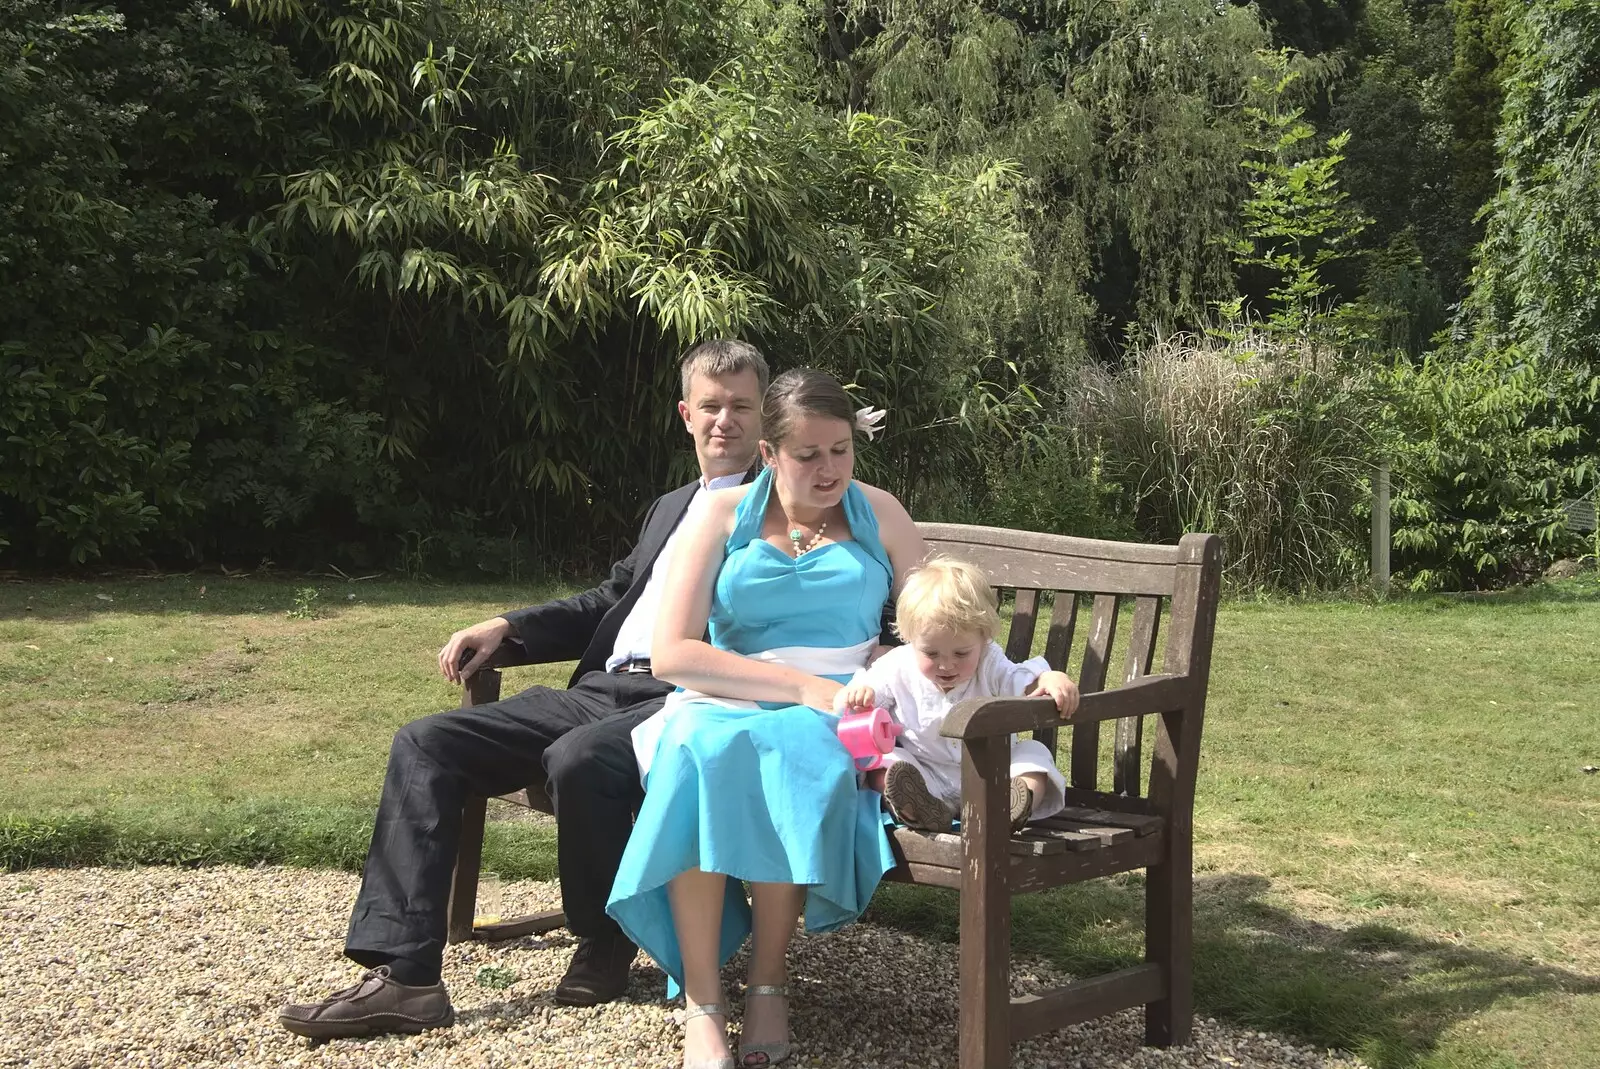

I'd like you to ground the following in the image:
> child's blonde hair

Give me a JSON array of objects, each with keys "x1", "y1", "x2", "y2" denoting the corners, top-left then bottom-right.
[{"x1": 894, "y1": 557, "x2": 1001, "y2": 642}]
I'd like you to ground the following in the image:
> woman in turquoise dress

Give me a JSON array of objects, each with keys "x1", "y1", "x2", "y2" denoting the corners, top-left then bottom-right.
[{"x1": 606, "y1": 369, "x2": 927, "y2": 1069}]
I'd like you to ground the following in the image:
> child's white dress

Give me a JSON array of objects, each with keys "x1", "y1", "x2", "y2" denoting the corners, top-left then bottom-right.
[{"x1": 850, "y1": 641, "x2": 1067, "y2": 821}]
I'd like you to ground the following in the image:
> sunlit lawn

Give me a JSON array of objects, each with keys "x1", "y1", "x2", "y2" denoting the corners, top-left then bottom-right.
[{"x1": 2, "y1": 572, "x2": 1597, "y2": 1068}]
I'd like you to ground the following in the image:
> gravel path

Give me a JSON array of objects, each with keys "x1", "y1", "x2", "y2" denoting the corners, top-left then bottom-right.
[{"x1": 1, "y1": 866, "x2": 1367, "y2": 1069}]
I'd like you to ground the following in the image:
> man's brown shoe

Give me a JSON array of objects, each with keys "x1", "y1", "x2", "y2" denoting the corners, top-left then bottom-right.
[
  {"x1": 278, "y1": 966, "x2": 454, "y2": 1040},
  {"x1": 552, "y1": 933, "x2": 638, "y2": 1006}
]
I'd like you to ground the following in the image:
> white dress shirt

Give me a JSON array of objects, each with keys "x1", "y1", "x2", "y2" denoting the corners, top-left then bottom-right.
[{"x1": 605, "y1": 471, "x2": 748, "y2": 671}]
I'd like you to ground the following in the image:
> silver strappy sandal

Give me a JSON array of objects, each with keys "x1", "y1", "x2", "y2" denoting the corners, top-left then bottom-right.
[
  {"x1": 737, "y1": 985, "x2": 792, "y2": 1068},
  {"x1": 683, "y1": 1000, "x2": 734, "y2": 1069}
]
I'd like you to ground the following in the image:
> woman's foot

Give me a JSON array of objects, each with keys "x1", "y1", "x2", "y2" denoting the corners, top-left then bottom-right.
[
  {"x1": 738, "y1": 985, "x2": 791, "y2": 1068},
  {"x1": 883, "y1": 762, "x2": 956, "y2": 831},
  {"x1": 683, "y1": 999, "x2": 734, "y2": 1069}
]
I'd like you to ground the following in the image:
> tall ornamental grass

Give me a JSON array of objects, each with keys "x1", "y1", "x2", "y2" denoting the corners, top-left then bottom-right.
[{"x1": 1078, "y1": 333, "x2": 1377, "y2": 591}]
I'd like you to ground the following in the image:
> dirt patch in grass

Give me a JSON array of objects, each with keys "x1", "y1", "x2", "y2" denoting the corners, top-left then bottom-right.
[{"x1": 1364, "y1": 865, "x2": 1527, "y2": 905}]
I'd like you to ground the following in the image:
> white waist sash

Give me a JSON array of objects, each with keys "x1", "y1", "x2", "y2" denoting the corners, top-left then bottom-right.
[{"x1": 631, "y1": 638, "x2": 877, "y2": 781}]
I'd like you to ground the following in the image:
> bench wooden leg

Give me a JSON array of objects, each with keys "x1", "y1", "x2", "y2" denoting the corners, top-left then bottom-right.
[
  {"x1": 1143, "y1": 854, "x2": 1193, "y2": 1046},
  {"x1": 449, "y1": 666, "x2": 572, "y2": 943},
  {"x1": 959, "y1": 736, "x2": 1013, "y2": 1069},
  {"x1": 448, "y1": 794, "x2": 571, "y2": 943},
  {"x1": 447, "y1": 795, "x2": 488, "y2": 944}
]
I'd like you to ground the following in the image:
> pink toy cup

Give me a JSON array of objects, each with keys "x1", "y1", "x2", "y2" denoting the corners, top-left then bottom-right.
[{"x1": 837, "y1": 706, "x2": 903, "y2": 771}]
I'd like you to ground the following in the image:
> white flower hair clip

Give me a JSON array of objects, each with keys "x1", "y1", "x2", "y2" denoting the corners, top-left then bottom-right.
[{"x1": 854, "y1": 406, "x2": 887, "y2": 441}]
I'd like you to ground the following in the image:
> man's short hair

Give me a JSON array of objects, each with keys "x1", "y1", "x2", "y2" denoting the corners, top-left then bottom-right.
[
  {"x1": 894, "y1": 557, "x2": 1002, "y2": 643},
  {"x1": 679, "y1": 340, "x2": 771, "y2": 399}
]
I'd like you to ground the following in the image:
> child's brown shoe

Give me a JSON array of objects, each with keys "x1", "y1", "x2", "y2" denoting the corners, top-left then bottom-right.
[
  {"x1": 1008, "y1": 777, "x2": 1034, "y2": 832},
  {"x1": 883, "y1": 762, "x2": 956, "y2": 831}
]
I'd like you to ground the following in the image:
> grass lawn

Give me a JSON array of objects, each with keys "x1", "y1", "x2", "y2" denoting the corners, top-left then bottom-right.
[{"x1": 2, "y1": 572, "x2": 1598, "y2": 1068}]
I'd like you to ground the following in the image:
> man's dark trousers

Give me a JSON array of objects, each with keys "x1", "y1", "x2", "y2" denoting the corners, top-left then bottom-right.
[{"x1": 343, "y1": 670, "x2": 668, "y2": 979}]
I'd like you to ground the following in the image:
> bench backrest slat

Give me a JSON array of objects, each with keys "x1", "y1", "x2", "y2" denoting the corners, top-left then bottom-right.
[
  {"x1": 1004, "y1": 587, "x2": 1042, "y2": 666},
  {"x1": 1113, "y1": 596, "x2": 1164, "y2": 797},
  {"x1": 1034, "y1": 593, "x2": 1080, "y2": 756},
  {"x1": 918, "y1": 523, "x2": 1180, "y2": 597},
  {"x1": 1071, "y1": 593, "x2": 1121, "y2": 789}
]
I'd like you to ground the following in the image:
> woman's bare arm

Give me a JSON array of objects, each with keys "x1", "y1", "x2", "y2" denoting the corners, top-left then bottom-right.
[{"x1": 651, "y1": 487, "x2": 842, "y2": 709}]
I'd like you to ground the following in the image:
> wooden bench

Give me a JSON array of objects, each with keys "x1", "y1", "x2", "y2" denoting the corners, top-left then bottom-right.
[{"x1": 447, "y1": 523, "x2": 1221, "y2": 1068}]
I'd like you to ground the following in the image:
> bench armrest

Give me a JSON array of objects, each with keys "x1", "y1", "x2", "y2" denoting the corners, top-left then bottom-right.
[
  {"x1": 458, "y1": 641, "x2": 546, "y2": 676},
  {"x1": 940, "y1": 673, "x2": 1191, "y2": 740}
]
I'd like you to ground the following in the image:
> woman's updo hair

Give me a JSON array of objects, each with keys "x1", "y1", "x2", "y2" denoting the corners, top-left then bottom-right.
[{"x1": 761, "y1": 368, "x2": 857, "y2": 448}]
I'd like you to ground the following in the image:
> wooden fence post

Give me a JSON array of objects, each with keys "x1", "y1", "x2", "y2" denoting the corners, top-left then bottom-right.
[{"x1": 1371, "y1": 461, "x2": 1391, "y2": 594}]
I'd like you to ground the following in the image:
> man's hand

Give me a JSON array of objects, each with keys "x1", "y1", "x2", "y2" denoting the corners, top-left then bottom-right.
[
  {"x1": 438, "y1": 617, "x2": 514, "y2": 684},
  {"x1": 833, "y1": 682, "x2": 877, "y2": 714},
  {"x1": 1030, "y1": 670, "x2": 1080, "y2": 719}
]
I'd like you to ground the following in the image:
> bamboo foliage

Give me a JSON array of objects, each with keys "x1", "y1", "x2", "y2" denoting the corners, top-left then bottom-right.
[{"x1": 234, "y1": 0, "x2": 1022, "y2": 554}]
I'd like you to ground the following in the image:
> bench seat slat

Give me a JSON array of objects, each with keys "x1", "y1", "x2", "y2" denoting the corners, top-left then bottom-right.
[
  {"x1": 1007, "y1": 834, "x2": 1074, "y2": 855},
  {"x1": 1039, "y1": 806, "x2": 1163, "y2": 836},
  {"x1": 1059, "y1": 787, "x2": 1160, "y2": 816},
  {"x1": 882, "y1": 861, "x2": 962, "y2": 889},
  {"x1": 884, "y1": 836, "x2": 1168, "y2": 894},
  {"x1": 888, "y1": 822, "x2": 1130, "y2": 867},
  {"x1": 1010, "y1": 827, "x2": 1103, "y2": 852},
  {"x1": 1028, "y1": 818, "x2": 1135, "y2": 845}
]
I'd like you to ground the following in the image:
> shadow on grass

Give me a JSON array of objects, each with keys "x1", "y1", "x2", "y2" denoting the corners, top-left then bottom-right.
[
  {"x1": 866, "y1": 872, "x2": 1600, "y2": 1068},
  {"x1": 0, "y1": 576, "x2": 577, "y2": 621}
]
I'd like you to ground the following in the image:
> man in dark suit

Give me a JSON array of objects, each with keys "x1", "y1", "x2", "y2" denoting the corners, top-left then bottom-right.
[{"x1": 279, "y1": 340, "x2": 769, "y2": 1040}]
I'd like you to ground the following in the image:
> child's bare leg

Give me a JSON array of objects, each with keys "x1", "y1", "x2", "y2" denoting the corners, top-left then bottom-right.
[{"x1": 1019, "y1": 771, "x2": 1049, "y2": 804}]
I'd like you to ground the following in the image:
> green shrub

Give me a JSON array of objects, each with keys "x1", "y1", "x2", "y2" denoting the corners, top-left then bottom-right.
[
  {"x1": 1381, "y1": 350, "x2": 1594, "y2": 589},
  {"x1": 0, "y1": 1, "x2": 403, "y2": 566},
  {"x1": 1378, "y1": 0, "x2": 1600, "y2": 590}
]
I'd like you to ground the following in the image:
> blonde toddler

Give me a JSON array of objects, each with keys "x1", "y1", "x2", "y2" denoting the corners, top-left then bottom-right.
[{"x1": 835, "y1": 557, "x2": 1079, "y2": 831}]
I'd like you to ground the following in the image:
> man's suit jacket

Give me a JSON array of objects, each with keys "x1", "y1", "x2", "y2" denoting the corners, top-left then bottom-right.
[{"x1": 500, "y1": 479, "x2": 705, "y2": 688}]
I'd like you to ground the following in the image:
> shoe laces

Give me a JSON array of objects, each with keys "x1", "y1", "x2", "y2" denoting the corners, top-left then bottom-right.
[{"x1": 325, "y1": 966, "x2": 392, "y2": 1002}]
